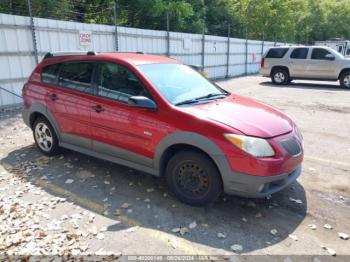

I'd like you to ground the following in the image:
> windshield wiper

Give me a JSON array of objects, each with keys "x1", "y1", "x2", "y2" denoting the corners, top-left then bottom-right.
[
  {"x1": 174, "y1": 93, "x2": 227, "y2": 106},
  {"x1": 174, "y1": 98, "x2": 200, "y2": 106},
  {"x1": 195, "y1": 93, "x2": 227, "y2": 100}
]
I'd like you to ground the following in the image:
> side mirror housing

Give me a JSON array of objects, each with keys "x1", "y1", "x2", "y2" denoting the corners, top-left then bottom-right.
[
  {"x1": 128, "y1": 96, "x2": 157, "y2": 111},
  {"x1": 325, "y1": 54, "x2": 335, "y2": 61}
]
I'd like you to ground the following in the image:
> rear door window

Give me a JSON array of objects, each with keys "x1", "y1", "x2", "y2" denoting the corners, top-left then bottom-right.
[
  {"x1": 42, "y1": 64, "x2": 60, "y2": 84},
  {"x1": 58, "y1": 62, "x2": 94, "y2": 93},
  {"x1": 265, "y1": 48, "x2": 289, "y2": 58},
  {"x1": 290, "y1": 48, "x2": 309, "y2": 59}
]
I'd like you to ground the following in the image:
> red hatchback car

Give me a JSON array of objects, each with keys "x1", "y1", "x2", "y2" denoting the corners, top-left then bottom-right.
[{"x1": 22, "y1": 51, "x2": 303, "y2": 206}]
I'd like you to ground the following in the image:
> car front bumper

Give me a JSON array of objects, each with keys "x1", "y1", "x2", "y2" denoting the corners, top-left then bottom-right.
[{"x1": 223, "y1": 165, "x2": 302, "y2": 198}]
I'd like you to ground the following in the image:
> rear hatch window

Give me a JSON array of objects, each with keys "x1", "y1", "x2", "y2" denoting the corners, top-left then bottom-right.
[{"x1": 265, "y1": 48, "x2": 289, "y2": 58}]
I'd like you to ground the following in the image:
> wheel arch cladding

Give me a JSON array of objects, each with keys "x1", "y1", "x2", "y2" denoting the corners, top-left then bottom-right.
[
  {"x1": 28, "y1": 103, "x2": 61, "y2": 139},
  {"x1": 154, "y1": 132, "x2": 232, "y2": 180},
  {"x1": 339, "y1": 68, "x2": 350, "y2": 79},
  {"x1": 271, "y1": 66, "x2": 290, "y2": 76}
]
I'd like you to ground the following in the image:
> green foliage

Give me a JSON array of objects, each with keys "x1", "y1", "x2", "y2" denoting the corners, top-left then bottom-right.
[{"x1": 1, "y1": 0, "x2": 350, "y2": 42}]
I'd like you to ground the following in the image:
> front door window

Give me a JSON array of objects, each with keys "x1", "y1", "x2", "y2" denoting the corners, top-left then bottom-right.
[{"x1": 97, "y1": 63, "x2": 148, "y2": 103}]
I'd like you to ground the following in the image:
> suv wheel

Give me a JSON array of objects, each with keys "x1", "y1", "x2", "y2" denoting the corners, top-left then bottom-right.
[
  {"x1": 165, "y1": 150, "x2": 222, "y2": 206},
  {"x1": 271, "y1": 69, "x2": 289, "y2": 85},
  {"x1": 340, "y1": 71, "x2": 350, "y2": 89},
  {"x1": 33, "y1": 117, "x2": 60, "y2": 156}
]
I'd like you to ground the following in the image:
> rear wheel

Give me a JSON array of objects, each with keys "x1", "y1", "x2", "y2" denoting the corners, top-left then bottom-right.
[
  {"x1": 33, "y1": 117, "x2": 60, "y2": 156},
  {"x1": 271, "y1": 68, "x2": 289, "y2": 85},
  {"x1": 165, "y1": 150, "x2": 222, "y2": 206},
  {"x1": 340, "y1": 71, "x2": 350, "y2": 89}
]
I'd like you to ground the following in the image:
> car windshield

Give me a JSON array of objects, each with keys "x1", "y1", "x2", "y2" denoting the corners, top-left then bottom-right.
[
  {"x1": 137, "y1": 63, "x2": 228, "y2": 105},
  {"x1": 329, "y1": 48, "x2": 344, "y2": 58}
]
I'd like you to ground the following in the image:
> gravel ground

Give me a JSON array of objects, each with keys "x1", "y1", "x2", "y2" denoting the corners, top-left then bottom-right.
[{"x1": 0, "y1": 76, "x2": 349, "y2": 260}]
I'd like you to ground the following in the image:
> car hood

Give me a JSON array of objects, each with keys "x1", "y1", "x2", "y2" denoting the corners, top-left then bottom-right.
[{"x1": 182, "y1": 94, "x2": 293, "y2": 138}]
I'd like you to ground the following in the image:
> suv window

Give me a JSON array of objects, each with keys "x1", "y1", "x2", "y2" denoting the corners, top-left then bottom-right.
[
  {"x1": 290, "y1": 48, "x2": 308, "y2": 59},
  {"x1": 97, "y1": 63, "x2": 148, "y2": 103},
  {"x1": 42, "y1": 64, "x2": 60, "y2": 84},
  {"x1": 346, "y1": 48, "x2": 350, "y2": 56},
  {"x1": 58, "y1": 62, "x2": 94, "y2": 92},
  {"x1": 311, "y1": 48, "x2": 332, "y2": 60},
  {"x1": 265, "y1": 48, "x2": 289, "y2": 58}
]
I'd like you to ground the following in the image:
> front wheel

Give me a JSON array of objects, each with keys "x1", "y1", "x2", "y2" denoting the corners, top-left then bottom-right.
[
  {"x1": 271, "y1": 69, "x2": 289, "y2": 85},
  {"x1": 340, "y1": 71, "x2": 350, "y2": 89},
  {"x1": 165, "y1": 151, "x2": 222, "y2": 206}
]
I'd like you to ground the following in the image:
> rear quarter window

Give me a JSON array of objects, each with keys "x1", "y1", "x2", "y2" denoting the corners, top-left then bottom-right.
[
  {"x1": 265, "y1": 48, "x2": 289, "y2": 58},
  {"x1": 41, "y1": 64, "x2": 60, "y2": 84}
]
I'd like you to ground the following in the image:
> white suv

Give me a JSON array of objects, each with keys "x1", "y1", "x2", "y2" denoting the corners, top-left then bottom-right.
[{"x1": 260, "y1": 46, "x2": 350, "y2": 88}]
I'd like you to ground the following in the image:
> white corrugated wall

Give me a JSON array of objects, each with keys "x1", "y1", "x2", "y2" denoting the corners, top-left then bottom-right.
[{"x1": 0, "y1": 13, "x2": 281, "y2": 108}]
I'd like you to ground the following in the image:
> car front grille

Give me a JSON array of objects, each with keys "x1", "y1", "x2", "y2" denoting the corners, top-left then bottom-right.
[{"x1": 280, "y1": 138, "x2": 301, "y2": 156}]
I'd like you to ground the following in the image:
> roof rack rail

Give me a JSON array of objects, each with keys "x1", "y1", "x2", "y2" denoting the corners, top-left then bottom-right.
[
  {"x1": 103, "y1": 51, "x2": 145, "y2": 54},
  {"x1": 43, "y1": 51, "x2": 97, "y2": 60}
]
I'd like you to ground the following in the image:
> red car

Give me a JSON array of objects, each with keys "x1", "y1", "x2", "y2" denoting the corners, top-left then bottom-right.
[{"x1": 22, "y1": 51, "x2": 303, "y2": 206}]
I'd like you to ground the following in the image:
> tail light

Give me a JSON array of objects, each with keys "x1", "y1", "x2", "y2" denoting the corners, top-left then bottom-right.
[
  {"x1": 260, "y1": 58, "x2": 265, "y2": 68},
  {"x1": 22, "y1": 83, "x2": 27, "y2": 96},
  {"x1": 22, "y1": 83, "x2": 30, "y2": 108}
]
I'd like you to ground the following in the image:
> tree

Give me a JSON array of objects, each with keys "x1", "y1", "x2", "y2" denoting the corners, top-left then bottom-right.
[{"x1": 1, "y1": 0, "x2": 350, "y2": 43}]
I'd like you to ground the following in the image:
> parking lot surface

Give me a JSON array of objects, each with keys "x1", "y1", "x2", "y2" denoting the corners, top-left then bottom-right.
[{"x1": 0, "y1": 76, "x2": 349, "y2": 259}]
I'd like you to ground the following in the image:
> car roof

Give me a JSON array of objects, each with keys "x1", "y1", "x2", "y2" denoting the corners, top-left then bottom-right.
[
  {"x1": 269, "y1": 45, "x2": 332, "y2": 49},
  {"x1": 41, "y1": 52, "x2": 179, "y2": 66},
  {"x1": 98, "y1": 52, "x2": 178, "y2": 65}
]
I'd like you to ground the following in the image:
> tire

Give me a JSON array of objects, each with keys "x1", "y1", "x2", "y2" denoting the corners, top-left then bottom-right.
[
  {"x1": 165, "y1": 150, "x2": 222, "y2": 206},
  {"x1": 271, "y1": 68, "x2": 289, "y2": 85},
  {"x1": 339, "y1": 71, "x2": 350, "y2": 89},
  {"x1": 33, "y1": 117, "x2": 60, "y2": 156}
]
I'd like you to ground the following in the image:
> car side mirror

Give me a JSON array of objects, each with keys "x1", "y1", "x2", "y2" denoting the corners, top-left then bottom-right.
[
  {"x1": 128, "y1": 96, "x2": 157, "y2": 111},
  {"x1": 325, "y1": 54, "x2": 335, "y2": 61}
]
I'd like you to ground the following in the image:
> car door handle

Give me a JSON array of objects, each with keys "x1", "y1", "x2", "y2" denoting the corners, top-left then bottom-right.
[
  {"x1": 91, "y1": 105, "x2": 105, "y2": 113},
  {"x1": 49, "y1": 94, "x2": 58, "y2": 101}
]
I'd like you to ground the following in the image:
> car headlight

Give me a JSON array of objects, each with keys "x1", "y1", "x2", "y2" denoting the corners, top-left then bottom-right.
[{"x1": 224, "y1": 134, "x2": 275, "y2": 158}]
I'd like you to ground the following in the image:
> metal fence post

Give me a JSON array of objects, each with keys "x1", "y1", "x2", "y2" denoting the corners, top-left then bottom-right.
[
  {"x1": 27, "y1": 0, "x2": 38, "y2": 64},
  {"x1": 201, "y1": 32, "x2": 205, "y2": 72},
  {"x1": 245, "y1": 29, "x2": 248, "y2": 75},
  {"x1": 166, "y1": 12, "x2": 170, "y2": 57},
  {"x1": 274, "y1": 33, "x2": 277, "y2": 46},
  {"x1": 114, "y1": 0, "x2": 119, "y2": 51},
  {"x1": 226, "y1": 23, "x2": 230, "y2": 78},
  {"x1": 261, "y1": 32, "x2": 264, "y2": 58}
]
